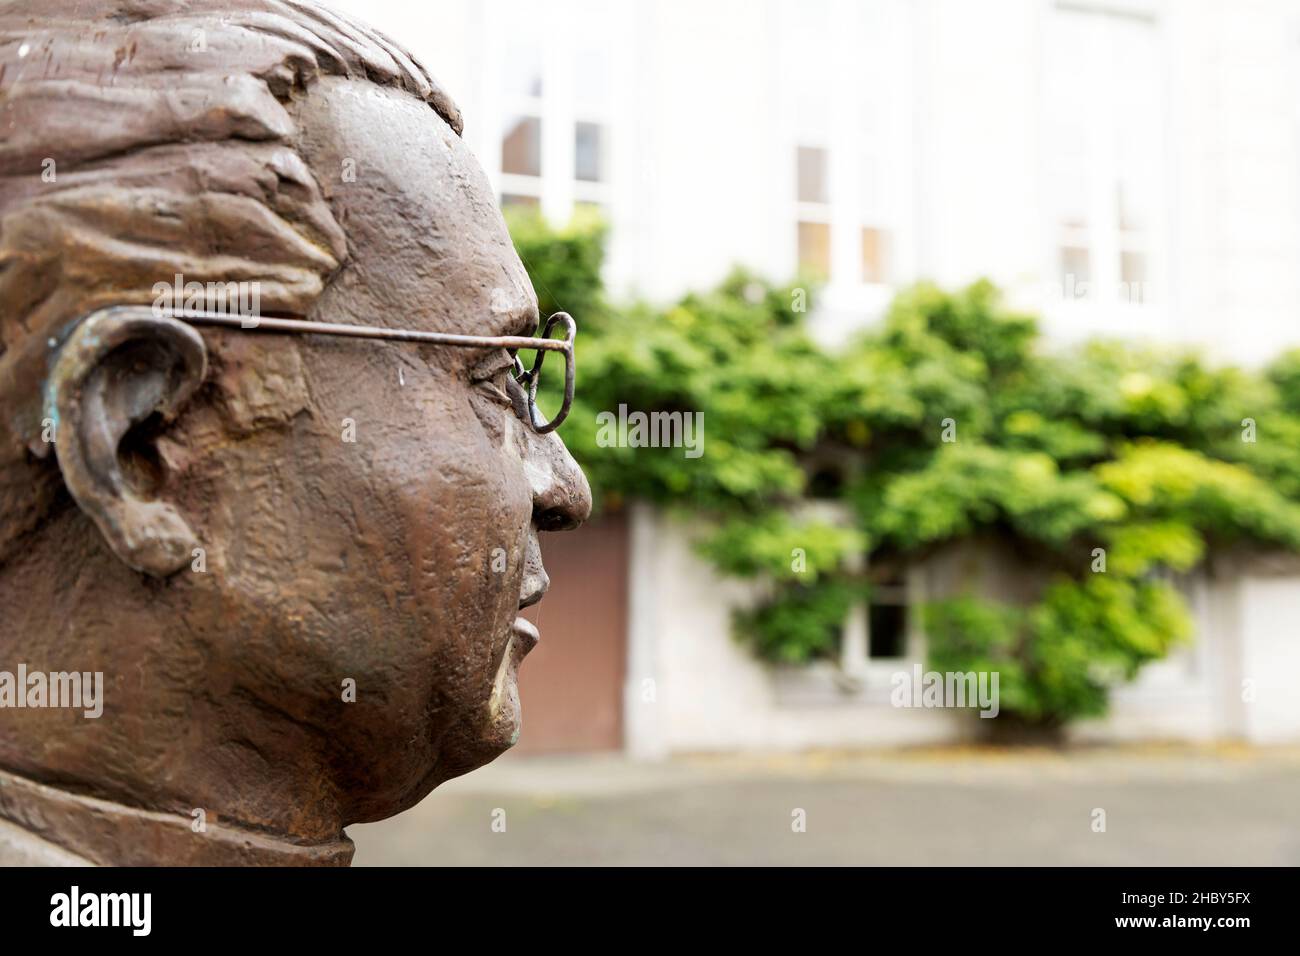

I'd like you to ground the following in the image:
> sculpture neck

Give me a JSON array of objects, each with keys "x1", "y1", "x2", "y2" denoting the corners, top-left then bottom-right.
[{"x1": 0, "y1": 767, "x2": 353, "y2": 866}]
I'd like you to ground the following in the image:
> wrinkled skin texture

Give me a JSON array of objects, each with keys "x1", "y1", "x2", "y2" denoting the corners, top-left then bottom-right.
[{"x1": 0, "y1": 41, "x2": 591, "y2": 860}]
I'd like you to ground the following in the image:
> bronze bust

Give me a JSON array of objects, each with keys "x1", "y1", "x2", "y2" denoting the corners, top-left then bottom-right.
[{"x1": 0, "y1": 0, "x2": 590, "y2": 865}]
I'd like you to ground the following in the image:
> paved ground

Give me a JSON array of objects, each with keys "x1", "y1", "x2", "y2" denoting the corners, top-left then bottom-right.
[{"x1": 348, "y1": 744, "x2": 1300, "y2": 866}]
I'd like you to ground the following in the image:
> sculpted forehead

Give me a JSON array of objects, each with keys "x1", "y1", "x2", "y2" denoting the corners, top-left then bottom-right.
[{"x1": 293, "y1": 76, "x2": 536, "y2": 337}]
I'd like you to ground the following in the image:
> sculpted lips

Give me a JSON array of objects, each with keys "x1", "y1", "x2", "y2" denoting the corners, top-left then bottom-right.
[
  {"x1": 513, "y1": 556, "x2": 548, "y2": 656},
  {"x1": 487, "y1": 575, "x2": 545, "y2": 728},
  {"x1": 511, "y1": 616, "x2": 540, "y2": 654}
]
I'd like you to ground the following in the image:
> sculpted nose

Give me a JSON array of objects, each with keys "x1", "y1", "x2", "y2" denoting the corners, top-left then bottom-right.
[{"x1": 526, "y1": 432, "x2": 592, "y2": 533}]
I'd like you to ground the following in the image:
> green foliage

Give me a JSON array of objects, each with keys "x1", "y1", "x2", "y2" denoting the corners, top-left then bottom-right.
[
  {"x1": 505, "y1": 206, "x2": 609, "y2": 330},
  {"x1": 696, "y1": 512, "x2": 866, "y2": 584},
  {"x1": 1097, "y1": 441, "x2": 1300, "y2": 549},
  {"x1": 736, "y1": 581, "x2": 857, "y2": 665},
  {"x1": 544, "y1": 261, "x2": 830, "y2": 512},
  {"x1": 1099, "y1": 521, "x2": 1203, "y2": 577},
  {"x1": 507, "y1": 214, "x2": 1300, "y2": 726},
  {"x1": 925, "y1": 576, "x2": 1191, "y2": 725},
  {"x1": 865, "y1": 444, "x2": 1124, "y2": 549},
  {"x1": 923, "y1": 598, "x2": 1034, "y2": 716},
  {"x1": 1025, "y1": 576, "x2": 1192, "y2": 720}
]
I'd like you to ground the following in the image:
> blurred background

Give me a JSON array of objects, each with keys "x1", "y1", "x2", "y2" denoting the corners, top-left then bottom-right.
[{"x1": 331, "y1": 0, "x2": 1300, "y2": 864}]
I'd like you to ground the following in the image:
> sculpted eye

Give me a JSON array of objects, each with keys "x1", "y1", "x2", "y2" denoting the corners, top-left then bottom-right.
[
  {"x1": 478, "y1": 367, "x2": 514, "y2": 405},
  {"x1": 472, "y1": 350, "x2": 529, "y2": 420}
]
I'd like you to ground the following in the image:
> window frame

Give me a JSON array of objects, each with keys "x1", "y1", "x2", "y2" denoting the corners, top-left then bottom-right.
[
  {"x1": 1042, "y1": 1, "x2": 1169, "y2": 326},
  {"x1": 778, "y1": 0, "x2": 912, "y2": 298},
  {"x1": 484, "y1": 0, "x2": 613, "y2": 220}
]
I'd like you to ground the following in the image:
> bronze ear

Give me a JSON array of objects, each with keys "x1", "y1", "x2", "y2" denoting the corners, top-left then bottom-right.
[{"x1": 49, "y1": 308, "x2": 208, "y2": 577}]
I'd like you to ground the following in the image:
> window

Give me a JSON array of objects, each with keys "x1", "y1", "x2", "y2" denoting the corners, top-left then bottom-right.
[
  {"x1": 867, "y1": 569, "x2": 909, "y2": 660},
  {"x1": 1046, "y1": 5, "x2": 1162, "y2": 307},
  {"x1": 793, "y1": 145, "x2": 892, "y2": 286},
  {"x1": 781, "y1": 1, "x2": 907, "y2": 291},
  {"x1": 857, "y1": 74, "x2": 893, "y2": 287},
  {"x1": 494, "y1": 5, "x2": 547, "y2": 210},
  {"x1": 834, "y1": 552, "x2": 920, "y2": 683},
  {"x1": 795, "y1": 145, "x2": 831, "y2": 278},
  {"x1": 493, "y1": 3, "x2": 613, "y2": 219}
]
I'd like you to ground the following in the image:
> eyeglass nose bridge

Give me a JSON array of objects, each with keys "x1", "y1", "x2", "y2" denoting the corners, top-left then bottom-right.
[{"x1": 515, "y1": 311, "x2": 575, "y2": 434}]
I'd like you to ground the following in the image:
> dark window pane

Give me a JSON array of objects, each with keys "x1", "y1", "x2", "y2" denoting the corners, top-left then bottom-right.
[{"x1": 868, "y1": 603, "x2": 907, "y2": 659}]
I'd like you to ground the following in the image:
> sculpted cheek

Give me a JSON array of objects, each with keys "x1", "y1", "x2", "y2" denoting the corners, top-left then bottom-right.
[{"x1": 209, "y1": 337, "x2": 311, "y2": 436}]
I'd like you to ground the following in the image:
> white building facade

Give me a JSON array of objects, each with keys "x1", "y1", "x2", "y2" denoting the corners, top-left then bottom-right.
[{"x1": 344, "y1": 0, "x2": 1300, "y2": 363}]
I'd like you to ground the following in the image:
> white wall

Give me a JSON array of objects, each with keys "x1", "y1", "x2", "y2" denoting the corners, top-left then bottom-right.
[
  {"x1": 1071, "y1": 567, "x2": 1300, "y2": 744},
  {"x1": 1180, "y1": 2, "x2": 1300, "y2": 366},
  {"x1": 1237, "y1": 575, "x2": 1300, "y2": 742},
  {"x1": 628, "y1": 507, "x2": 1300, "y2": 752},
  {"x1": 912, "y1": 0, "x2": 1044, "y2": 297},
  {"x1": 625, "y1": 506, "x2": 974, "y2": 756}
]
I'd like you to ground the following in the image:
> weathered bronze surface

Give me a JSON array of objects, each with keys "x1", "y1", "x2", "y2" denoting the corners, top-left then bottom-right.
[{"x1": 0, "y1": 0, "x2": 591, "y2": 865}]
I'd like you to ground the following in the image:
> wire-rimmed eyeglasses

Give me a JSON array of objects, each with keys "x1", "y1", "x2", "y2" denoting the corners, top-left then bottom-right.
[{"x1": 73, "y1": 305, "x2": 577, "y2": 434}]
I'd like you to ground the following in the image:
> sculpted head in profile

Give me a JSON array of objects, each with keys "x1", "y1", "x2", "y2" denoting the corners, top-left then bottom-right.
[{"x1": 0, "y1": 0, "x2": 590, "y2": 865}]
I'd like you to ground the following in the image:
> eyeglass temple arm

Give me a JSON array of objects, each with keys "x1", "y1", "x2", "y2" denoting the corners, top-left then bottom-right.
[
  {"x1": 68, "y1": 305, "x2": 576, "y2": 432},
  {"x1": 81, "y1": 306, "x2": 567, "y2": 352}
]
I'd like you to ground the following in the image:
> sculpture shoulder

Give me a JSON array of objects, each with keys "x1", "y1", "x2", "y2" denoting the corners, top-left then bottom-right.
[{"x1": 0, "y1": 817, "x2": 93, "y2": 866}]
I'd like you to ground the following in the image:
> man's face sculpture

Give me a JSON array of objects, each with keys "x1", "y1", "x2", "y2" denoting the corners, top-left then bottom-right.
[{"x1": 0, "y1": 0, "x2": 590, "y2": 862}]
